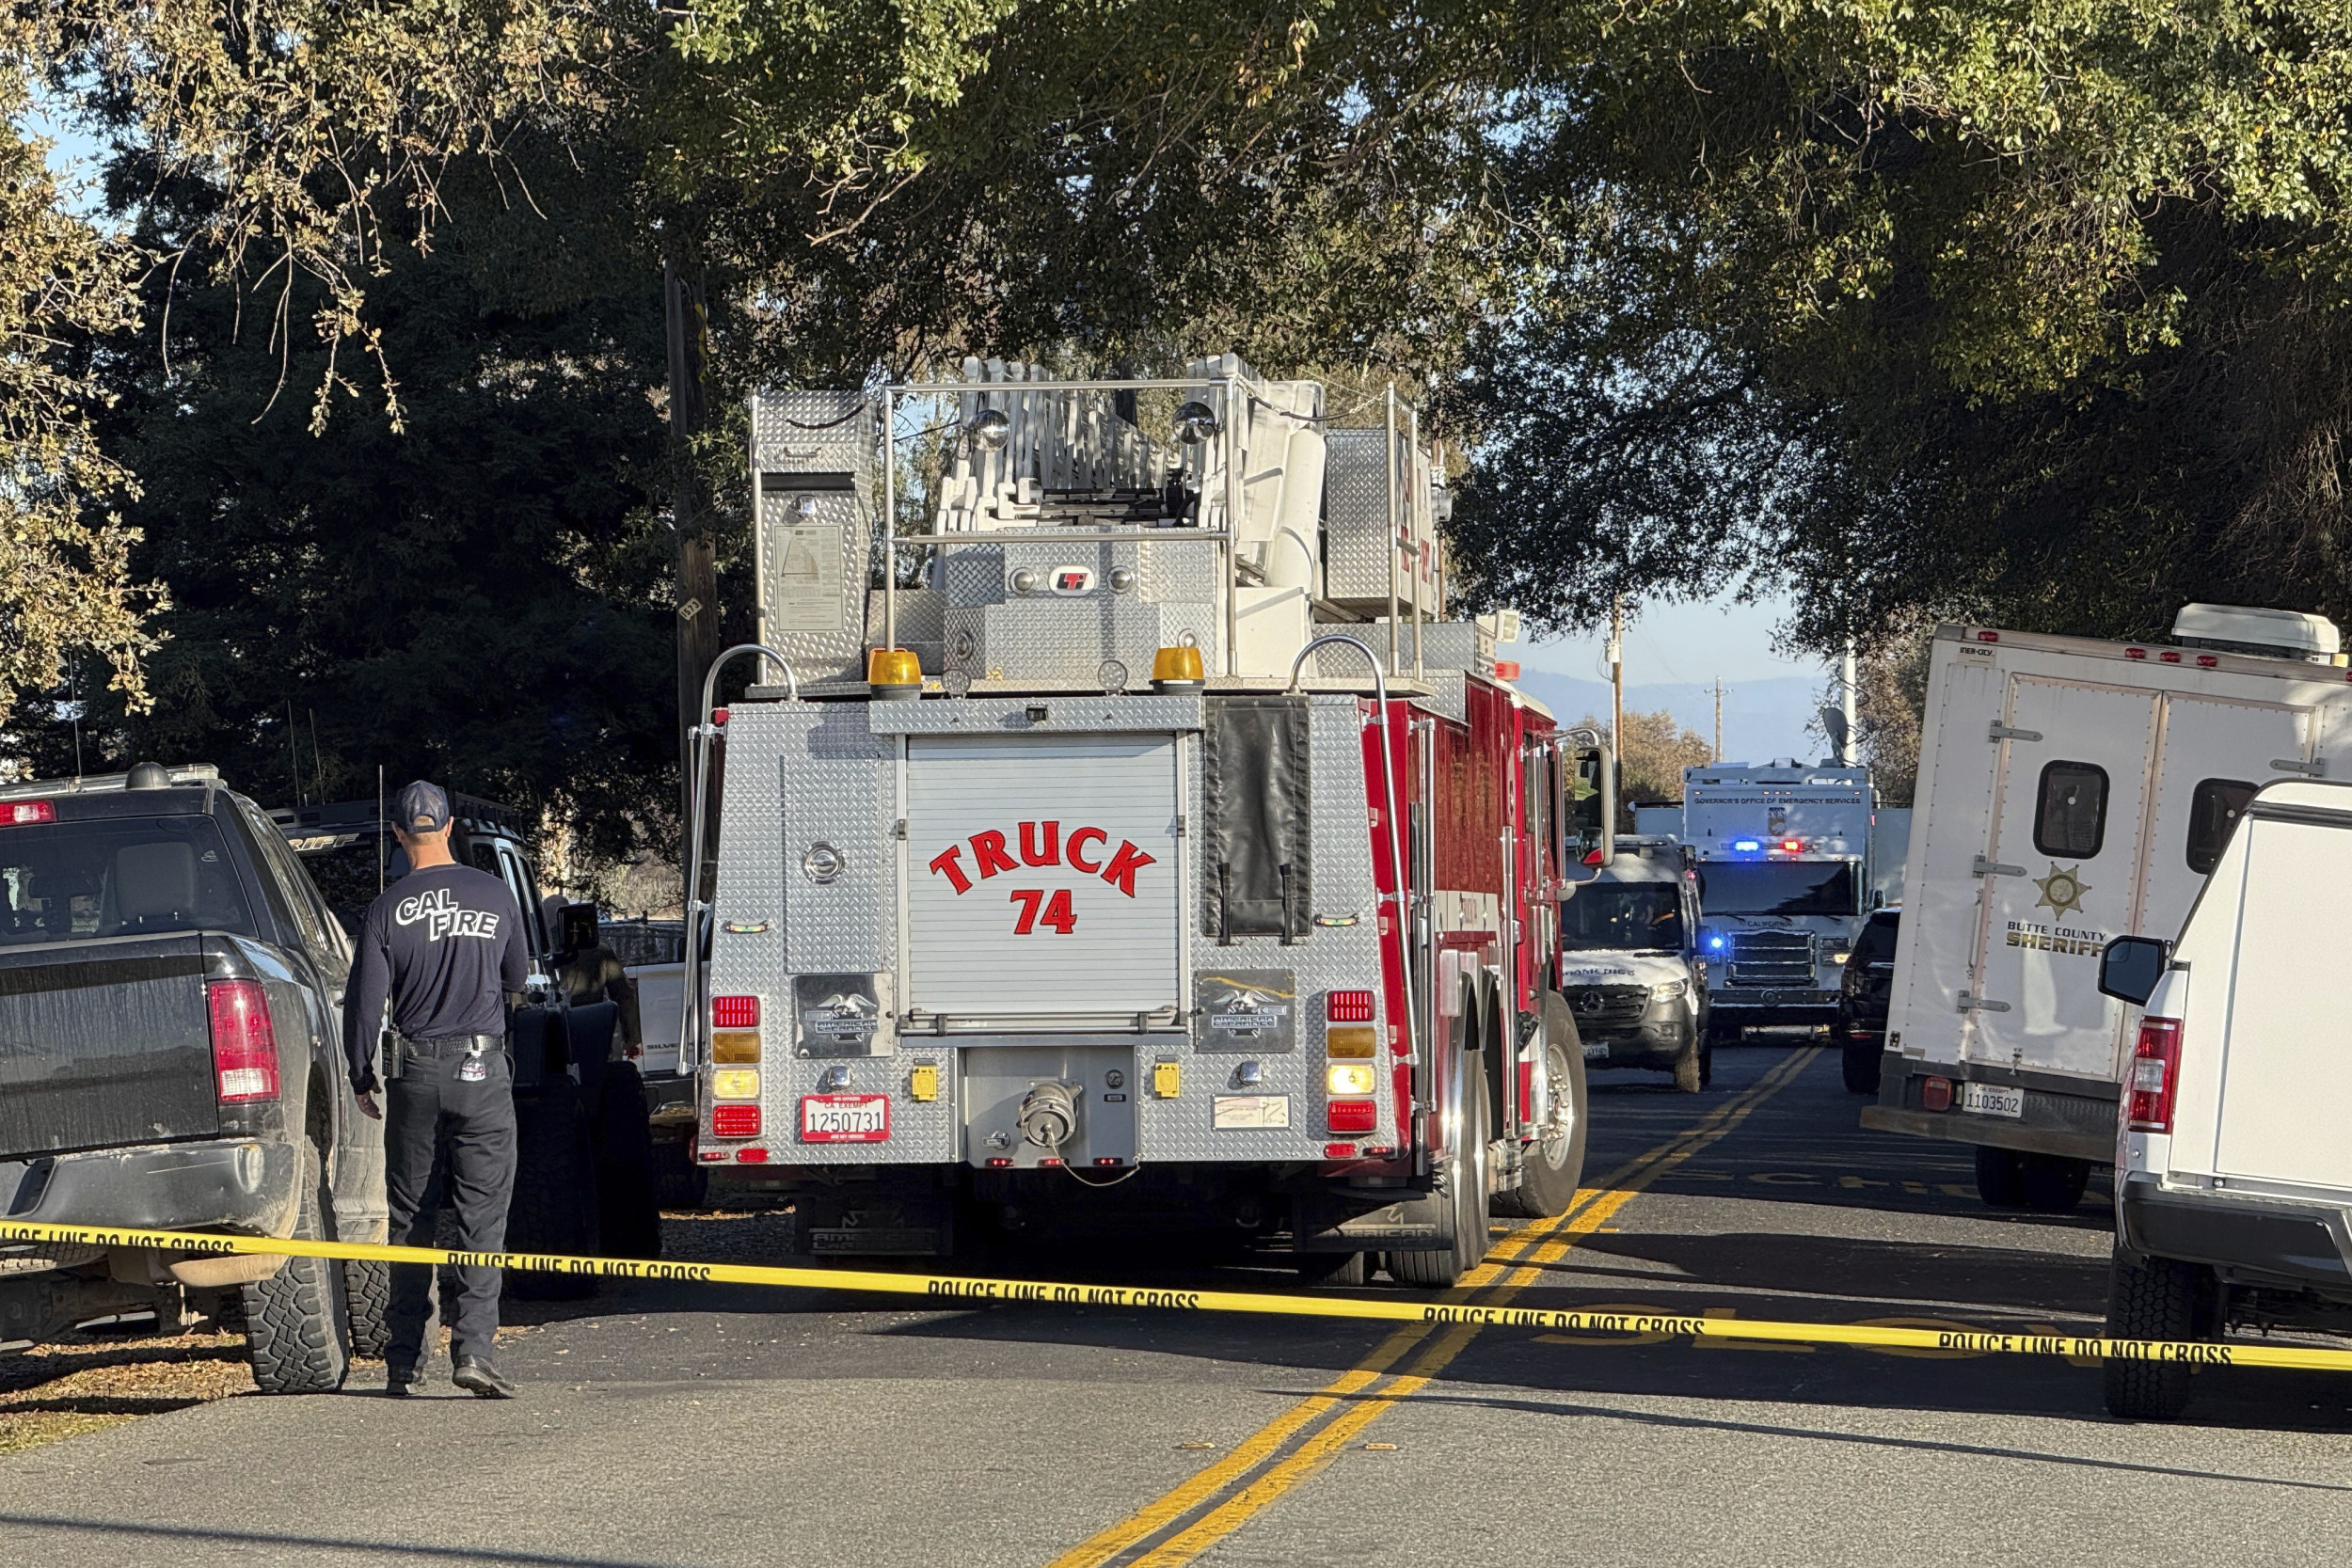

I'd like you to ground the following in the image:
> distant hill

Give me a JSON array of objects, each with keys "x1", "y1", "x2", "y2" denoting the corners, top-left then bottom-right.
[{"x1": 1511, "y1": 672, "x2": 1835, "y2": 778}]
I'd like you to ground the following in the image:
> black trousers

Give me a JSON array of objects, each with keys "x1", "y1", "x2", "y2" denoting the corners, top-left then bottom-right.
[{"x1": 384, "y1": 1041, "x2": 517, "y2": 1370}]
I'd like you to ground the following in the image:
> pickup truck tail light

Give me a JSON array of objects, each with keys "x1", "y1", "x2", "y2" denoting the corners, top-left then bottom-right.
[
  {"x1": 208, "y1": 979, "x2": 280, "y2": 1102},
  {"x1": 2126, "y1": 1017, "x2": 2184, "y2": 1132}
]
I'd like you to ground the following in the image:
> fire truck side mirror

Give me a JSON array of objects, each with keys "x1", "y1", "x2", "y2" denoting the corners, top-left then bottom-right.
[{"x1": 1561, "y1": 744, "x2": 1614, "y2": 884}]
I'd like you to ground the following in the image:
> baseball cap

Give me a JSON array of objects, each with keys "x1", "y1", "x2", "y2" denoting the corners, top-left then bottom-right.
[{"x1": 393, "y1": 780, "x2": 452, "y2": 833}]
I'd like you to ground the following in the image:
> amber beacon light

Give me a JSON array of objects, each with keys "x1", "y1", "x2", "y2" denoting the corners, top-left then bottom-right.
[
  {"x1": 1151, "y1": 644, "x2": 1206, "y2": 692},
  {"x1": 867, "y1": 646, "x2": 922, "y2": 699}
]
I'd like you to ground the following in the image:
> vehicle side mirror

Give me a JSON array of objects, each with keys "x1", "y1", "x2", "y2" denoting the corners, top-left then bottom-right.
[
  {"x1": 2097, "y1": 936, "x2": 2169, "y2": 1007},
  {"x1": 1560, "y1": 743, "x2": 1615, "y2": 885}
]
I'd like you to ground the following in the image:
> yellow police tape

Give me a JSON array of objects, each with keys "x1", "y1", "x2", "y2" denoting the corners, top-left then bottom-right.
[{"x1": 4, "y1": 1216, "x2": 2346, "y2": 1374}]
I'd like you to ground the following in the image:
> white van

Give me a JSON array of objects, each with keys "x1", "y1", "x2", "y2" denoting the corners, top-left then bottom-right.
[
  {"x1": 1867, "y1": 604, "x2": 2352, "y2": 1211},
  {"x1": 2094, "y1": 779, "x2": 2352, "y2": 1418},
  {"x1": 1556, "y1": 838, "x2": 1710, "y2": 1091}
]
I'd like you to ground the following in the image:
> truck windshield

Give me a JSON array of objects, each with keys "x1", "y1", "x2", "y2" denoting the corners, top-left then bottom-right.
[
  {"x1": 0, "y1": 816, "x2": 255, "y2": 944},
  {"x1": 1696, "y1": 861, "x2": 1859, "y2": 917},
  {"x1": 1560, "y1": 884, "x2": 1684, "y2": 951}
]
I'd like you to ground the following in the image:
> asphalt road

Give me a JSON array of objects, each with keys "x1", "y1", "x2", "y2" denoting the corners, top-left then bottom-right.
[{"x1": 4, "y1": 1040, "x2": 2349, "y2": 1567}]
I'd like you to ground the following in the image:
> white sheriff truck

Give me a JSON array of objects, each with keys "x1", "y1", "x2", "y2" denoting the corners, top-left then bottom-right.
[
  {"x1": 1865, "y1": 604, "x2": 2352, "y2": 1212},
  {"x1": 1680, "y1": 762, "x2": 1876, "y2": 1041},
  {"x1": 675, "y1": 360, "x2": 1605, "y2": 1287}
]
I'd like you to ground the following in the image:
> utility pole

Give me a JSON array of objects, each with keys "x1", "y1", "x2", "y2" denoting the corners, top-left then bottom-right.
[
  {"x1": 1840, "y1": 637, "x2": 1859, "y2": 767},
  {"x1": 1607, "y1": 594, "x2": 1625, "y2": 772},
  {"x1": 665, "y1": 261, "x2": 719, "y2": 851},
  {"x1": 1714, "y1": 677, "x2": 1724, "y2": 764}
]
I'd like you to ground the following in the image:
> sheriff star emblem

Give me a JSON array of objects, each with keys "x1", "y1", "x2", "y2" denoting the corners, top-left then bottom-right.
[{"x1": 2034, "y1": 863, "x2": 2091, "y2": 919}]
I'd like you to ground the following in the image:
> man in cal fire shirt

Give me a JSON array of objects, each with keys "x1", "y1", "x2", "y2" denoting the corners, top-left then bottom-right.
[{"x1": 344, "y1": 780, "x2": 531, "y2": 1398}]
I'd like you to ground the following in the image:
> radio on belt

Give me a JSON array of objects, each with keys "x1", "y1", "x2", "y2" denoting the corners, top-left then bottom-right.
[{"x1": 682, "y1": 359, "x2": 1586, "y2": 1286}]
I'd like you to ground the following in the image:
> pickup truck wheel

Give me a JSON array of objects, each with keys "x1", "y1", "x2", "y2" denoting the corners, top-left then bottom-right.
[
  {"x1": 1974, "y1": 1145, "x2": 2027, "y2": 1208},
  {"x1": 2019, "y1": 1154, "x2": 2091, "y2": 1212},
  {"x1": 2104, "y1": 1249, "x2": 2218, "y2": 1419},
  {"x1": 242, "y1": 1145, "x2": 353, "y2": 1395},
  {"x1": 1492, "y1": 994, "x2": 1587, "y2": 1219},
  {"x1": 1698, "y1": 1031, "x2": 1714, "y2": 1088},
  {"x1": 342, "y1": 1258, "x2": 391, "y2": 1358},
  {"x1": 1840, "y1": 1039, "x2": 1882, "y2": 1095}
]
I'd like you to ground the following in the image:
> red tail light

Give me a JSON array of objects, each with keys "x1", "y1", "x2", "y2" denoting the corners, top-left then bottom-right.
[
  {"x1": 208, "y1": 979, "x2": 279, "y2": 1102},
  {"x1": 2127, "y1": 1017, "x2": 2185, "y2": 1132},
  {"x1": 710, "y1": 1103, "x2": 760, "y2": 1137},
  {"x1": 1327, "y1": 1100, "x2": 1378, "y2": 1133},
  {"x1": 712, "y1": 995, "x2": 760, "y2": 1028},
  {"x1": 1327, "y1": 990, "x2": 1375, "y2": 1023},
  {"x1": 3, "y1": 800, "x2": 55, "y2": 826}
]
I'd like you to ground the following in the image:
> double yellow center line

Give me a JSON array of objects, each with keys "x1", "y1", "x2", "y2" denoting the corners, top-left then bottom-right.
[{"x1": 1044, "y1": 1047, "x2": 1822, "y2": 1568}]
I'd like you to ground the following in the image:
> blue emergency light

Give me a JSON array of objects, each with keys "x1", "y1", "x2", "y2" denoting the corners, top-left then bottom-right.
[{"x1": 1731, "y1": 838, "x2": 1762, "y2": 853}]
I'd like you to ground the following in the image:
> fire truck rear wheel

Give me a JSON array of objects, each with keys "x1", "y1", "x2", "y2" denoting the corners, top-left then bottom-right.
[
  {"x1": 1493, "y1": 994, "x2": 1586, "y2": 1219},
  {"x1": 1390, "y1": 1057, "x2": 1491, "y2": 1288},
  {"x1": 1295, "y1": 1252, "x2": 1369, "y2": 1287}
]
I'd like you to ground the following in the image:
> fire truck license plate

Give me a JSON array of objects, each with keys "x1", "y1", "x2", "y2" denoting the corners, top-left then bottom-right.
[
  {"x1": 1958, "y1": 1082, "x2": 2024, "y2": 1119},
  {"x1": 801, "y1": 1094, "x2": 891, "y2": 1142}
]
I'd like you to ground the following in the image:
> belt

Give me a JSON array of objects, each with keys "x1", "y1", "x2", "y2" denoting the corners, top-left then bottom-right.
[{"x1": 396, "y1": 1033, "x2": 502, "y2": 1054}]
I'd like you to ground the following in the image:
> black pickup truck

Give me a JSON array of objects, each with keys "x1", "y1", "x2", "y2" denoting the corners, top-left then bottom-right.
[{"x1": 0, "y1": 763, "x2": 384, "y2": 1392}]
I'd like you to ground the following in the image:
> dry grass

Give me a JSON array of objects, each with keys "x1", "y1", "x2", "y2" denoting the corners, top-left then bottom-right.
[{"x1": 0, "y1": 1323, "x2": 254, "y2": 1455}]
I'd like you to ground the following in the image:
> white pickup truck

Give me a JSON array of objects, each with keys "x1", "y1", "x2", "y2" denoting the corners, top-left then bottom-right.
[{"x1": 2095, "y1": 779, "x2": 2352, "y2": 1418}]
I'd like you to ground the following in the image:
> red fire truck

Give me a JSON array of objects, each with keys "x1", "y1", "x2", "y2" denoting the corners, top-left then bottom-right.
[{"x1": 680, "y1": 360, "x2": 1598, "y2": 1286}]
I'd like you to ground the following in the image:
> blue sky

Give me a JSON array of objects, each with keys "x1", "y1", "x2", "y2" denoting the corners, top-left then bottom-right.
[{"x1": 1516, "y1": 588, "x2": 1832, "y2": 689}]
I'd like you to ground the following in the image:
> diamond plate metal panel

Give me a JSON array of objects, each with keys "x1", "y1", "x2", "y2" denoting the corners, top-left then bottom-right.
[
  {"x1": 940, "y1": 546, "x2": 1008, "y2": 607},
  {"x1": 946, "y1": 599, "x2": 1216, "y2": 687},
  {"x1": 867, "y1": 694, "x2": 1205, "y2": 735},
  {"x1": 1142, "y1": 536, "x2": 1220, "y2": 604},
  {"x1": 1138, "y1": 694, "x2": 1398, "y2": 1162},
  {"x1": 753, "y1": 392, "x2": 879, "y2": 682},
  {"x1": 751, "y1": 390, "x2": 871, "y2": 472},
  {"x1": 1322, "y1": 428, "x2": 1392, "y2": 609},
  {"x1": 864, "y1": 587, "x2": 946, "y2": 673},
  {"x1": 708, "y1": 701, "x2": 960, "y2": 1166},
  {"x1": 778, "y1": 703, "x2": 897, "y2": 977}
]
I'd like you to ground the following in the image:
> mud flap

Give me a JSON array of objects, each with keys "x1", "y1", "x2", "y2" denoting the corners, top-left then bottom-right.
[{"x1": 1291, "y1": 1186, "x2": 1452, "y2": 1254}]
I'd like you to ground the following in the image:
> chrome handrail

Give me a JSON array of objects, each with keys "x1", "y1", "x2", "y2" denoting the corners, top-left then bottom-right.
[
  {"x1": 676, "y1": 643, "x2": 801, "y2": 1071},
  {"x1": 1287, "y1": 635, "x2": 1420, "y2": 1075}
]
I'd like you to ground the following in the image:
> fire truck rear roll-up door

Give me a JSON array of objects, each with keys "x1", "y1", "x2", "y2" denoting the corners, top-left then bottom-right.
[{"x1": 905, "y1": 734, "x2": 1184, "y2": 1018}]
